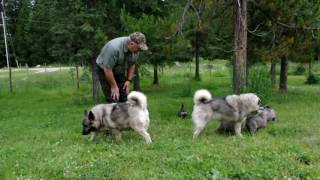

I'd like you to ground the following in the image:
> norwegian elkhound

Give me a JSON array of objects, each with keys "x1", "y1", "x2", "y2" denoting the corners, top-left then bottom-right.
[
  {"x1": 82, "y1": 91, "x2": 152, "y2": 143},
  {"x1": 192, "y1": 89, "x2": 261, "y2": 138}
]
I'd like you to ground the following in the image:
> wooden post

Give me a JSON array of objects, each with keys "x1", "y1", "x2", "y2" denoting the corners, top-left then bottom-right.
[
  {"x1": 1, "y1": 1, "x2": 12, "y2": 92},
  {"x1": 25, "y1": 63, "x2": 29, "y2": 76},
  {"x1": 76, "y1": 65, "x2": 80, "y2": 89}
]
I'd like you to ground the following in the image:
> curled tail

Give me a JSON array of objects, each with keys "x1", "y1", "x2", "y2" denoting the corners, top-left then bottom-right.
[
  {"x1": 127, "y1": 91, "x2": 147, "y2": 109},
  {"x1": 193, "y1": 89, "x2": 212, "y2": 104}
]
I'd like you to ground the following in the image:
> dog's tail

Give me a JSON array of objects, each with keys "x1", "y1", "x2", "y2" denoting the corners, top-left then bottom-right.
[
  {"x1": 127, "y1": 91, "x2": 147, "y2": 109},
  {"x1": 194, "y1": 89, "x2": 212, "y2": 104}
]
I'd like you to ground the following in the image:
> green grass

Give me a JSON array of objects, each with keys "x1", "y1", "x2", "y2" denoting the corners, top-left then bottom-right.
[{"x1": 0, "y1": 61, "x2": 320, "y2": 179}]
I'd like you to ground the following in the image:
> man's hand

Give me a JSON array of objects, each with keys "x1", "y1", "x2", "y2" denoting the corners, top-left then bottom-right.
[
  {"x1": 123, "y1": 81, "x2": 130, "y2": 94},
  {"x1": 111, "y1": 86, "x2": 119, "y2": 101}
]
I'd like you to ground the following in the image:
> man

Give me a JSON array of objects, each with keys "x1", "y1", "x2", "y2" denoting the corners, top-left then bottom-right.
[{"x1": 95, "y1": 32, "x2": 148, "y2": 102}]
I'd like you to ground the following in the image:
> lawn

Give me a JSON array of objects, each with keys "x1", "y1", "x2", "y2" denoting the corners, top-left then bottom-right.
[{"x1": 0, "y1": 61, "x2": 320, "y2": 179}]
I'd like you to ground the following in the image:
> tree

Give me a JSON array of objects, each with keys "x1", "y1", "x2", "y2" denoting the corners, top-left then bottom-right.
[
  {"x1": 233, "y1": 0, "x2": 247, "y2": 94},
  {"x1": 120, "y1": 1, "x2": 192, "y2": 86},
  {"x1": 248, "y1": 0, "x2": 320, "y2": 93}
]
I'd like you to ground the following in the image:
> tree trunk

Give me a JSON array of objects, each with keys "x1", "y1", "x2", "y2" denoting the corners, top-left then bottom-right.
[
  {"x1": 92, "y1": 59, "x2": 100, "y2": 103},
  {"x1": 133, "y1": 65, "x2": 141, "y2": 91},
  {"x1": 195, "y1": 31, "x2": 201, "y2": 81},
  {"x1": 233, "y1": 0, "x2": 247, "y2": 94},
  {"x1": 271, "y1": 61, "x2": 276, "y2": 88},
  {"x1": 279, "y1": 56, "x2": 288, "y2": 94},
  {"x1": 153, "y1": 64, "x2": 159, "y2": 85}
]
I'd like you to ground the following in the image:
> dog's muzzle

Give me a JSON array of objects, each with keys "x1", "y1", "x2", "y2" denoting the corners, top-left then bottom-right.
[
  {"x1": 82, "y1": 127, "x2": 97, "y2": 135},
  {"x1": 82, "y1": 130, "x2": 90, "y2": 135}
]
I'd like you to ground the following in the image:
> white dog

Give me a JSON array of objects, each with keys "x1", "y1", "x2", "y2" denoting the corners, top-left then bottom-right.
[{"x1": 192, "y1": 89, "x2": 261, "y2": 138}]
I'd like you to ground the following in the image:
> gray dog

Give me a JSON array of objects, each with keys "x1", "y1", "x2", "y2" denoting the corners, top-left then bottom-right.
[
  {"x1": 192, "y1": 89, "x2": 261, "y2": 138},
  {"x1": 82, "y1": 91, "x2": 152, "y2": 143},
  {"x1": 218, "y1": 106, "x2": 276, "y2": 134}
]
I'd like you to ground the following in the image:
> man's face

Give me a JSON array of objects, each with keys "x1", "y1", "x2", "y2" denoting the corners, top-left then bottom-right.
[{"x1": 128, "y1": 41, "x2": 141, "y2": 53}]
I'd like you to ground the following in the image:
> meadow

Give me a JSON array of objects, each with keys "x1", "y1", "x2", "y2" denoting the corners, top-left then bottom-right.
[{"x1": 0, "y1": 61, "x2": 319, "y2": 179}]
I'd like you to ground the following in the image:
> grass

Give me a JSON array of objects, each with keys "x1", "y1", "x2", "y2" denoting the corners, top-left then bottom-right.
[{"x1": 0, "y1": 61, "x2": 320, "y2": 179}]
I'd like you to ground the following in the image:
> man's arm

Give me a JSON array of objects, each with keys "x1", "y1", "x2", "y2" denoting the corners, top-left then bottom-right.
[
  {"x1": 127, "y1": 64, "x2": 136, "y2": 81},
  {"x1": 122, "y1": 64, "x2": 136, "y2": 94},
  {"x1": 103, "y1": 67, "x2": 119, "y2": 101}
]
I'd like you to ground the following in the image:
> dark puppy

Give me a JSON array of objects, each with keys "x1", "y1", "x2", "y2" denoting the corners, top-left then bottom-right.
[{"x1": 217, "y1": 106, "x2": 276, "y2": 134}]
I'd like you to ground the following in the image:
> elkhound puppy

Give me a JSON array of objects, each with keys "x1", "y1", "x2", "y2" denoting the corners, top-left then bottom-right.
[
  {"x1": 192, "y1": 89, "x2": 261, "y2": 138},
  {"x1": 82, "y1": 91, "x2": 152, "y2": 143},
  {"x1": 246, "y1": 106, "x2": 276, "y2": 133},
  {"x1": 217, "y1": 106, "x2": 276, "y2": 134}
]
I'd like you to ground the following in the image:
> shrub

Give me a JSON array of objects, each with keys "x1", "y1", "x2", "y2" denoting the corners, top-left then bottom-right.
[
  {"x1": 247, "y1": 64, "x2": 272, "y2": 103},
  {"x1": 294, "y1": 64, "x2": 306, "y2": 75},
  {"x1": 305, "y1": 74, "x2": 319, "y2": 84}
]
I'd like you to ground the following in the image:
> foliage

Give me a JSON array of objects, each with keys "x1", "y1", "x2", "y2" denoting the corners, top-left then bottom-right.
[
  {"x1": 247, "y1": 64, "x2": 272, "y2": 103},
  {"x1": 294, "y1": 64, "x2": 306, "y2": 75},
  {"x1": 120, "y1": 7, "x2": 192, "y2": 66},
  {"x1": 249, "y1": 0, "x2": 320, "y2": 65},
  {"x1": 305, "y1": 74, "x2": 319, "y2": 84}
]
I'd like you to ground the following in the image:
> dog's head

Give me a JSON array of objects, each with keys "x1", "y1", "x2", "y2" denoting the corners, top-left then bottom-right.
[
  {"x1": 239, "y1": 93, "x2": 261, "y2": 113},
  {"x1": 82, "y1": 110, "x2": 97, "y2": 135},
  {"x1": 263, "y1": 106, "x2": 276, "y2": 122}
]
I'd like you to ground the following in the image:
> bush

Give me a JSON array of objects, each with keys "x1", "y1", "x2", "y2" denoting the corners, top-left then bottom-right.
[
  {"x1": 305, "y1": 74, "x2": 319, "y2": 84},
  {"x1": 294, "y1": 64, "x2": 306, "y2": 75},
  {"x1": 247, "y1": 64, "x2": 272, "y2": 103}
]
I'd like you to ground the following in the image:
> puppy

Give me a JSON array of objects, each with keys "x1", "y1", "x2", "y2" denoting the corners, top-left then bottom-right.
[
  {"x1": 246, "y1": 106, "x2": 276, "y2": 134},
  {"x1": 192, "y1": 89, "x2": 261, "y2": 138},
  {"x1": 217, "y1": 106, "x2": 276, "y2": 134},
  {"x1": 82, "y1": 91, "x2": 152, "y2": 143}
]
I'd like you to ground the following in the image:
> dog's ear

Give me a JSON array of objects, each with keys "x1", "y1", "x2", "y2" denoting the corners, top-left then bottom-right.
[
  {"x1": 88, "y1": 111, "x2": 95, "y2": 121},
  {"x1": 84, "y1": 110, "x2": 88, "y2": 116}
]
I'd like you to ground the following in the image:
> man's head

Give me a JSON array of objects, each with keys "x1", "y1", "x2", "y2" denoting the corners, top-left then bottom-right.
[{"x1": 128, "y1": 32, "x2": 148, "y2": 53}]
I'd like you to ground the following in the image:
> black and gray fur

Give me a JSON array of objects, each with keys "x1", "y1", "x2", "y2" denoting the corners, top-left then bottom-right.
[
  {"x1": 192, "y1": 89, "x2": 261, "y2": 138},
  {"x1": 82, "y1": 91, "x2": 152, "y2": 143},
  {"x1": 217, "y1": 106, "x2": 276, "y2": 134}
]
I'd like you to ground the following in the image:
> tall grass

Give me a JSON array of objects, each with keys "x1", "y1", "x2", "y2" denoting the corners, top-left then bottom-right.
[
  {"x1": 247, "y1": 64, "x2": 272, "y2": 103},
  {"x1": 0, "y1": 62, "x2": 320, "y2": 179}
]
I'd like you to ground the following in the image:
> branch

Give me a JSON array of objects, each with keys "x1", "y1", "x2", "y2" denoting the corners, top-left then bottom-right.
[
  {"x1": 247, "y1": 22, "x2": 264, "y2": 33},
  {"x1": 165, "y1": 0, "x2": 191, "y2": 42},
  {"x1": 211, "y1": 1, "x2": 232, "y2": 18},
  {"x1": 190, "y1": 2, "x2": 201, "y2": 29},
  {"x1": 253, "y1": 3, "x2": 320, "y2": 32},
  {"x1": 276, "y1": 21, "x2": 320, "y2": 31}
]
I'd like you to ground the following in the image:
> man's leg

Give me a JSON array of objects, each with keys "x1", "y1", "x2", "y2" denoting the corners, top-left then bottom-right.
[
  {"x1": 118, "y1": 81, "x2": 128, "y2": 102},
  {"x1": 94, "y1": 63, "x2": 113, "y2": 102},
  {"x1": 115, "y1": 75, "x2": 128, "y2": 103}
]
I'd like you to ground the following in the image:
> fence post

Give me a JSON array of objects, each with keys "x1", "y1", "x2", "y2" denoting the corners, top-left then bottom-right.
[
  {"x1": 26, "y1": 63, "x2": 29, "y2": 76},
  {"x1": 76, "y1": 65, "x2": 80, "y2": 89}
]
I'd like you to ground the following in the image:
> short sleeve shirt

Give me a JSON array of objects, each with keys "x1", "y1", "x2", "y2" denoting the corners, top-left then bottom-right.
[{"x1": 96, "y1": 37, "x2": 139, "y2": 75}]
